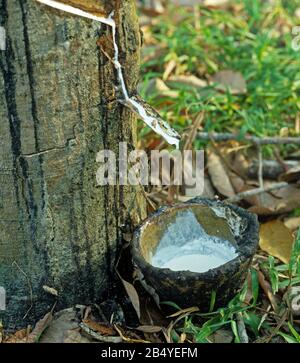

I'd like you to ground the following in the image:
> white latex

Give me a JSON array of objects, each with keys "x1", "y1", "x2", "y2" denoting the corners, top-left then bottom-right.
[
  {"x1": 151, "y1": 210, "x2": 238, "y2": 272},
  {"x1": 37, "y1": 0, "x2": 180, "y2": 147}
]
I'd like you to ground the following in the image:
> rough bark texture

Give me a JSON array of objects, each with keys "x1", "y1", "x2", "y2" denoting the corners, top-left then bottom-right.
[{"x1": 0, "y1": 0, "x2": 145, "y2": 329}]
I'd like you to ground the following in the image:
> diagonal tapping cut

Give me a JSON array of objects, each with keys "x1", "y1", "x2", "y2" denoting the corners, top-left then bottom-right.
[{"x1": 36, "y1": 0, "x2": 181, "y2": 148}]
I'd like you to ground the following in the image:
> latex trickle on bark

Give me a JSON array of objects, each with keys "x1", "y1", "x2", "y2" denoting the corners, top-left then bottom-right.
[{"x1": 36, "y1": 0, "x2": 181, "y2": 148}]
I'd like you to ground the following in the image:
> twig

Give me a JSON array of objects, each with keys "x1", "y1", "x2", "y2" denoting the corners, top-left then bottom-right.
[
  {"x1": 265, "y1": 311, "x2": 288, "y2": 343},
  {"x1": 183, "y1": 111, "x2": 204, "y2": 150},
  {"x1": 225, "y1": 182, "x2": 289, "y2": 203},
  {"x1": 197, "y1": 132, "x2": 300, "y2": 145},
  {"x1": 139, "y1": 183, "x2": 157, "y2": 210}
]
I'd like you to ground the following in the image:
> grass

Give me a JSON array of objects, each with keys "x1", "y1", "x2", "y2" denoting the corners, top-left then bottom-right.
[
  {"x1": 163, "y1": 229, "x2": 300, "y2": 343},
  {"x1": 137, "y1": 0, "x2": 300, "y2": 343},
  {"x1": 138, "y1": 0, "x2": 300, "y2": 150}
]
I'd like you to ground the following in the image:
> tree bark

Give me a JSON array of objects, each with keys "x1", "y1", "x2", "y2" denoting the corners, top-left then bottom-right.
[{"x1": 0, "y1": 0, "x2": 145, "y2": 329}]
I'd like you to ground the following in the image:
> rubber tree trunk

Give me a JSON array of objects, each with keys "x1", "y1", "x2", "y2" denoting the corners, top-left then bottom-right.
[{"x1": 0, "y1": 0, "x2": 145, "y2": 329}]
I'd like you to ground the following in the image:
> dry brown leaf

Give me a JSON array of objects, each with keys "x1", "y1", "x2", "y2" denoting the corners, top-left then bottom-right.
[
  {"x1": 80, "y1": 322, "x2": 122, "y2": 343},
  {"x1": 114, "y1": 325, "x2": 150, "y2": 343},
  {"x1": 230, "y1": 149, "x2": 250, "y2": 178},
  {"x1": 63, "y1": 329, "x2": 91, "y2": 343},
  {"x1": 257, "y1": 270, "x2": 278, "y2": 311},
  {"x1": 4, "y1": 328, "x2": 29, "y2": 343},
  {"x1": 118, "y1": 274, "x2": 141, "y2": 320},
  {"x1": 243, "y1": 272, "x2": 254, "y2": 305},
  {"x1": 82, "y1": 319, "x2": 116, "y2": 336},
  {"x1": 163, "y1": 60, "x2": 177, "y2": 81},
  {"x1": 228, "y1": 170, "x2": 245, "y2": 193},
  {"x1": 142, "y1": 78, "x2": 179, "y2": 99},
  {"x1": 167, "y1": 75, "x2": 207, "y2": 90},
  {"x1": 211, "y1": 70, "x2": 247, "y2": 95},
  {"x1": 259, "y1": 220, "x2": 294, "y2": 264},
  {"x1": 27, "y1": 311, "x2": 53, "y2": 343},
  {"x1": 207, "y1": 150, "x2": 236, "y2": 197},
  {"x1": 279, "y1": 165, "x2": 300, "y2": 183},
  {"x1": 284, "y1": 216, "x2": 300, "y2": 232},
  {"x1": 248, "y1": 182, "x2": 300, "y2": 215},
  {"x1": 39, "y1": 307, "x2": 82, "y2": 343}
]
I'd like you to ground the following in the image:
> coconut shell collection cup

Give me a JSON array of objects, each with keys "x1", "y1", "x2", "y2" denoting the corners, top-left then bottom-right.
[{"x1": 131, "y1": 198, "x2": 259, "y2": 310}]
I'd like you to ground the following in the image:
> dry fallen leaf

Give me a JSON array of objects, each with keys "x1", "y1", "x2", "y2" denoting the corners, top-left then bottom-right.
[
  {"x1": 114, "y1": 325, "x2": 150, "y2": 343},
  {"x1": 82, "y1": 319, "x2": 116, "y2": 336},
  {"x1": 63, "y1": 329, "x2": 91, "y2": 343},
  {"x1": 118, "y1": 273, "x2": 141, "y2": 320},
  {"x1": 211, "y1": 70, "x2": 247, "y2": 95},
  {"x1": 163, "y1": 60, "x2": 177, "y2": 81},
  {"x1": 279, "y1": 165, "x2": 300, "y2": 183},
  {"x1": 80, "y1": 322, "x2": 122, "y2": 343},
  {"x1": 142, "y1": 78, "x2": 179, "y2": 99},
  {"x1": 257, "y1": 270, "x2": 278, "y2": 311},
  {"x1": 259, "y1": 220, "x2": 295, "y2": 264},
  {"x1": 39, "y1": 307, "x2": 81, "y2": 343},
  {"x1": 248, "y1": 182, "x2": 300, "y2": 215},
  {"x1": 207, "y1": 150, "x2": 236, "y2": 197},
  {"x1": 284, "y1": 216, "x2": 300, "y2": 232},
  {"x1": 167, "y1": 75, "x2": 208, "y2": 91},
  {"x1": 27, "y1": 311, "x2": 53, "y2": 343},
  {"x1": 4, "y1": 328, "x2": 29, "y2": 343}
]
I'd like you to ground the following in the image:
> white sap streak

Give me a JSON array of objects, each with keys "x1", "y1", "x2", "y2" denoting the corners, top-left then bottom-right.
[
  {"x1": 36, "y1": 0, "x2": 114, "y2": 26},
  {"x1": 127, "y1": 98, "x2": 180, "y2": 149},
  {"x1": 109, "y1": 12, "x2": 129, "y2": 101},
  {"x1": 37, "y1": 0, "x2": 180, "y2": 148}
]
